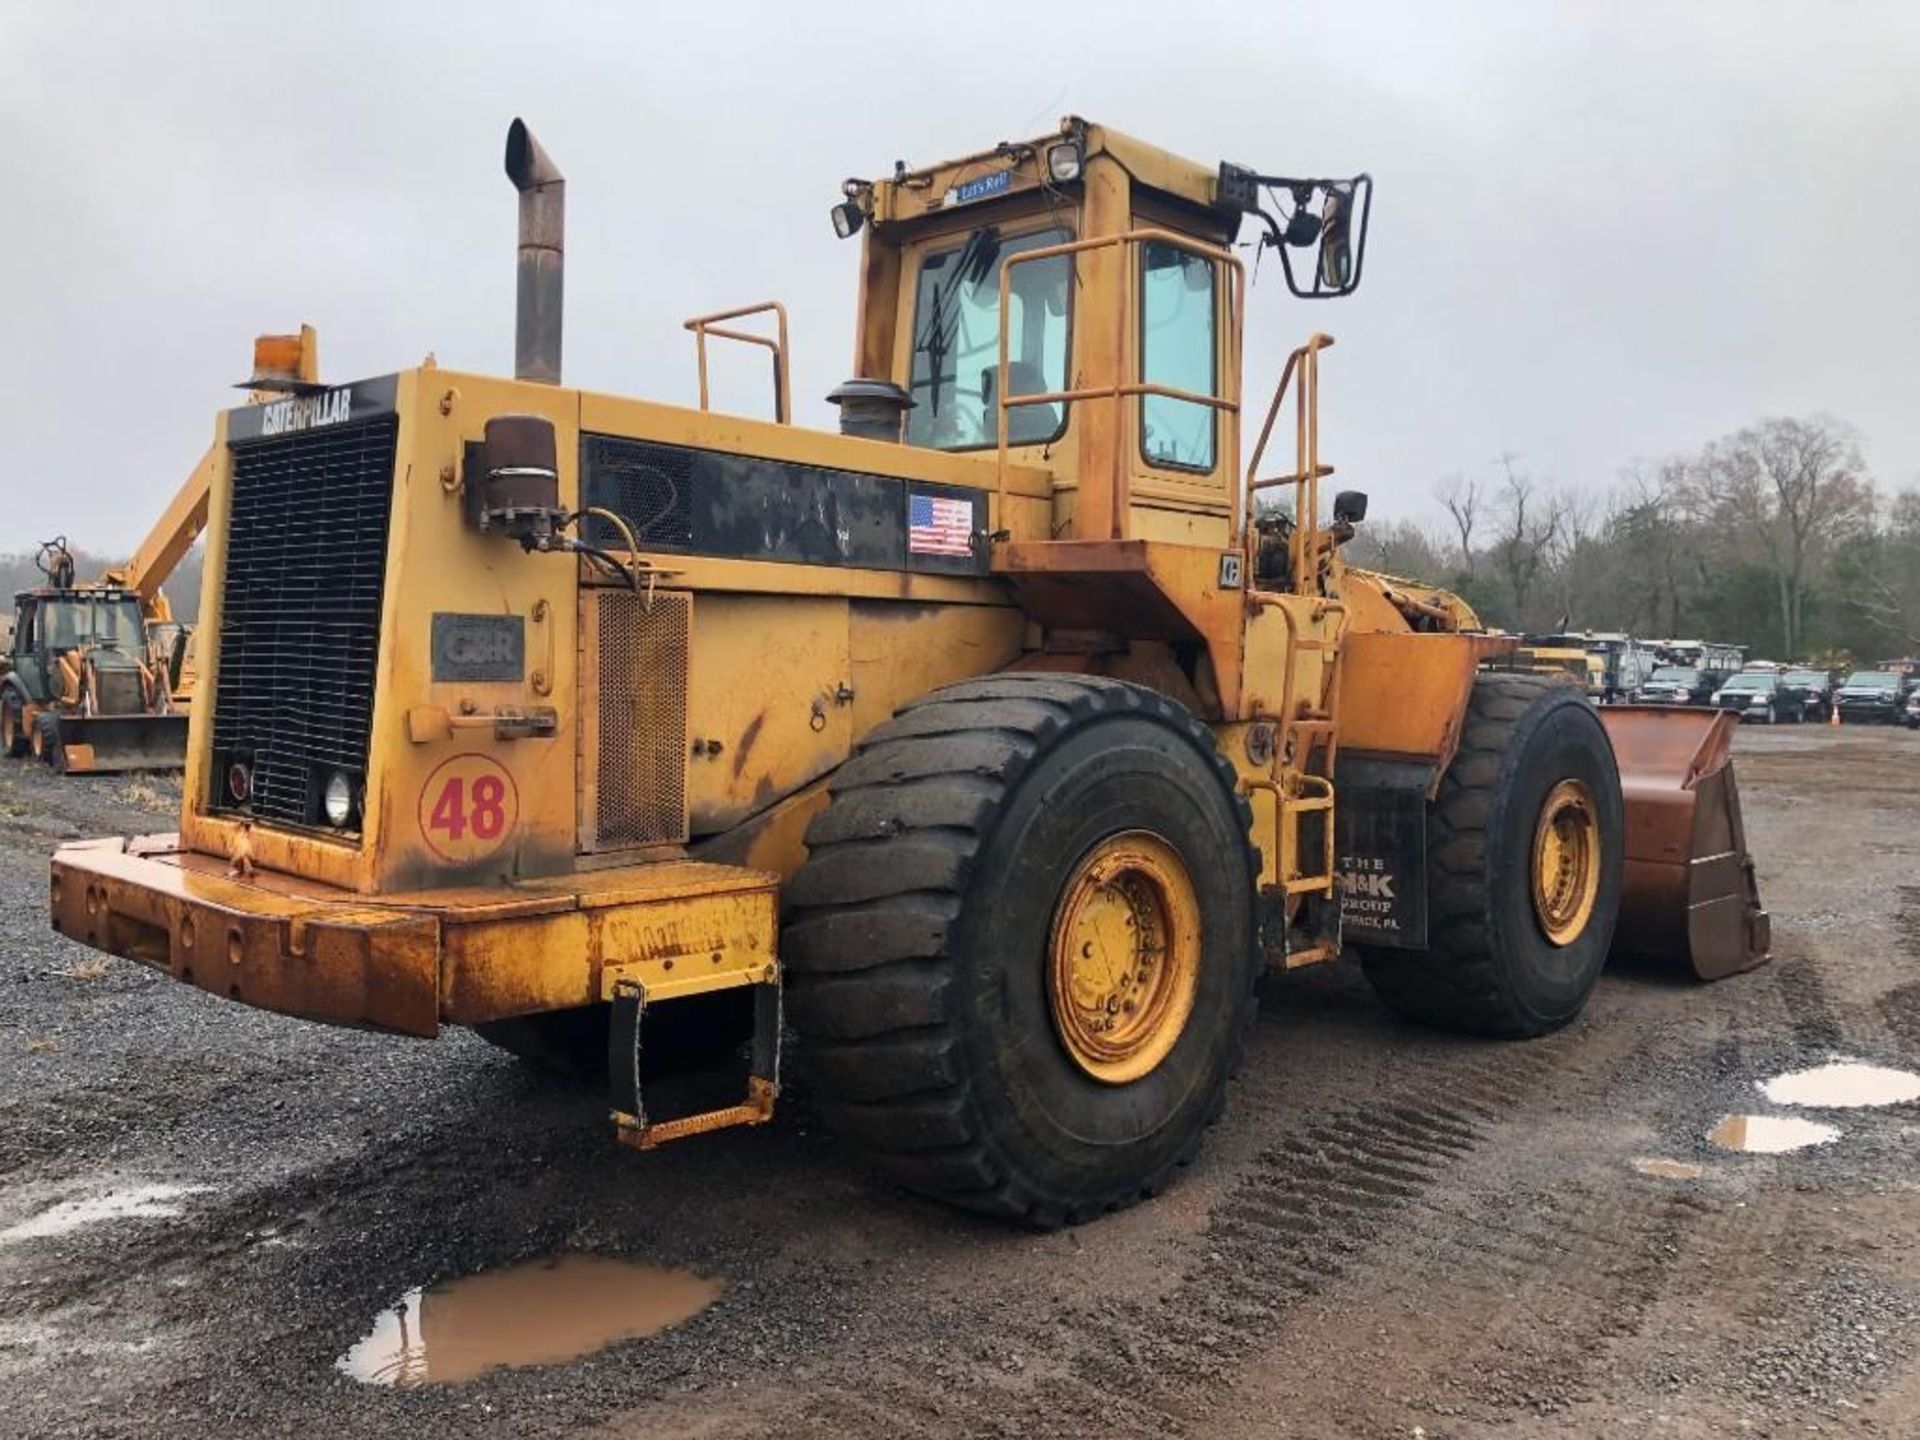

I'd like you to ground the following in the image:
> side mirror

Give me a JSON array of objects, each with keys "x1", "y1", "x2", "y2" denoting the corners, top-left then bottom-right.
[
  {"x1": 1333, "y1": 490, "x2": 1368, "y2": 524},
  {"x1": 1217, "y1": 168, "x2": 1373, "y2": 300},
  {"x1": 1318, "y1": 187, "x2": 1356, "y2": 292}
]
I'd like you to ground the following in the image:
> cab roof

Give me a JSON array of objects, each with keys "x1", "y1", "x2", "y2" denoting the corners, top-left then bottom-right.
[{"x1": 868, "y1": 116, "x2": 1232, "y2": 228}]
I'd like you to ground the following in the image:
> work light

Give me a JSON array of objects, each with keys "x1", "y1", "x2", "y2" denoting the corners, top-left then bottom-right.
[
  {"x1": 830, "y1": 200, "x2": 864, "y2": 240},
  {"x1": 1045, "y1": 141, "x2": 1083, "y2": 183}
]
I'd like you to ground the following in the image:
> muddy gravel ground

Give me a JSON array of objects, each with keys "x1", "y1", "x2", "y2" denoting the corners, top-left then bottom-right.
[{"x1": 2, "y1": 725, "x2": 1917, "y2": 1439}]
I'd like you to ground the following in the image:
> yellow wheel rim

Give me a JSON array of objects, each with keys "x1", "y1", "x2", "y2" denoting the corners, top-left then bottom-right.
[
  {"x1": 1531, "y1": 778, "x2": 1601, "y2": 946},
  {"x1": 1047, "y1": 830, "x2": 1202, "y2": 1086}
]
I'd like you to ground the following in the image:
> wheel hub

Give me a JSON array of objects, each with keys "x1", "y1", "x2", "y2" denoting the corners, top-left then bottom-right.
[
  {"x1": 1531, "y1": 778, "x2": 1601, "y2": 946},
  {"x1": 1047, "y1": 831, "x2": 1201, "y2": 1085}
]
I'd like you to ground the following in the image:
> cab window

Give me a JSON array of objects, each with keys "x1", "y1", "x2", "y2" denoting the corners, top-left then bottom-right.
[
  {"x1": 907, "y1": 226, "x2": 1071, "y2": 451},
  {"x1": 44, "y1": 598, "x2": 143, "y2": 651},
  {"x1": 1139, "y1": 241, "x2": 1217, "y2": 471}
]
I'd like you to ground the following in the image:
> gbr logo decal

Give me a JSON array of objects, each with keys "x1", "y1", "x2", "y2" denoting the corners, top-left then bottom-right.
[{"x1": 418, "y1": 754, "x2": 520, "y2": 863}]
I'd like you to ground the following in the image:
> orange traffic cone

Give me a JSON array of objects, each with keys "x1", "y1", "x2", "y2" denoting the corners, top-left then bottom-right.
[{"x1": 1830, "y1": 702, "x2": 1841, "y2": 727}]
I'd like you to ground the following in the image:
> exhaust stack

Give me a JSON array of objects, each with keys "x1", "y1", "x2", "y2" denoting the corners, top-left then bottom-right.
[{"x1": 505, "y1": 118, "x2": 564, "y2": 385}]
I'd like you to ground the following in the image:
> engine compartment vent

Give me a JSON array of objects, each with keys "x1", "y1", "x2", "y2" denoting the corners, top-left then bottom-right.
[{"x1": 580, "y1": 588, "x2": 691, "y2": 852}]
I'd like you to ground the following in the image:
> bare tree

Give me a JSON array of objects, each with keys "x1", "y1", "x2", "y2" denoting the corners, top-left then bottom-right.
[
  {"x1": 1434, "y1": 471, "x2": 1481, "y2": 577},
  {"x1": 1693, "y1": 416, "x2": 1875, "y2": 656},
  {"x1": 1488, "y1": 453, "x2": 1565, "y2": 628},
  {"x1": 1345, "y1": 517, "x2": 1445, "y2": 578}
]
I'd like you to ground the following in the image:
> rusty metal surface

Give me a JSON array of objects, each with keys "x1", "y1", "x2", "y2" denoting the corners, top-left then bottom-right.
[
  {"x1": 51, "y1": 837, "x2": 441, "y2": 1036},
  {"x1": 1603, "y1": 706, "x2": 1770, "y2": 979},
  {"x1": 50, "y1": 836, "x2": 782, "y2": 1036}
]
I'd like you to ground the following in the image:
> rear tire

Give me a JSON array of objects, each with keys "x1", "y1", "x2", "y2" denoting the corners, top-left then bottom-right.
[
  {"x1": 1359, "y1": 674, "x2": 1624, "y2": 1038},
  {"x1": 782, "y1": 674, "x2": 1259, "y2": 1226},
  {"x1": 1, "y1": 697, "x2": 27, "y2": 759}
]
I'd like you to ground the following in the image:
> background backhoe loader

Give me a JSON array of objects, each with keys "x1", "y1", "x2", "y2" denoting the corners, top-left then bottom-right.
[
  {"x1": 49, "y1": 118, "x2": 1766, "y2": 1223},
  {"x1": 3, "y1": 328, "x2": 317, "y2": 773}
]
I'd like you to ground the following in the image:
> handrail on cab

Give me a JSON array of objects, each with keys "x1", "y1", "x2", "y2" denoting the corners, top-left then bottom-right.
[
  {"x1": 1244, "y1": 332, "x2": 1337, "y2": 598},
  {"x1": 684, "y1": 300, "x2": 792, "y2": 425},
  {"x1": 994, "y1": 229, "x2": 1244, "y2": 543}
]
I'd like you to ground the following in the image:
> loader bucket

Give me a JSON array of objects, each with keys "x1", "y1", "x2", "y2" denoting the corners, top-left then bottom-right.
[
  {"x1": 45, "y1": 714, "x2": 188, "y2": 774},
  {"x1": 1602, "y1": 707, "x2": 1770, "y2": 980}
]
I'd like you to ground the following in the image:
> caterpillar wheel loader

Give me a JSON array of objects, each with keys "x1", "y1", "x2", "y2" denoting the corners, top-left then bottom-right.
[
  {"x1": 3, "y1": 328, "x2": 318, "y2": 774},
  {"x1": 49, "y1": 118, "x2": 1768, "y2": 1224}
]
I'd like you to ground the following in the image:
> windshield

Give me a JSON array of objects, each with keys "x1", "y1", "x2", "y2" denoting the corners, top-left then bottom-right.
[
  {"x1": 1720, "y1": 673, "x2": 1773, "y2": 692},
  {"x1": 1781, "y1": 670, "x2": 1825, "y2": 686},
  {"x1": 1649, "y1": 667, "x2": 1698, "y2": 683},
  {"x1": 43, "y1": 597, "x2": 144, "y2": 651},
  {"x1": 906, "y1": 226, "x2": 1071, "y2": 452},
  {"x1": 1843, "y1": 671, "x2": 1898, "y2": 689}
]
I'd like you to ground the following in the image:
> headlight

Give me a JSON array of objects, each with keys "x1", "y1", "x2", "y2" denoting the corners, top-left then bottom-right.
[
  {"x1": 1045, "y1": 140, "x2": 1083, "y2": 183},
  {"x1": 322, "y1": 771, "x2": 355, "y2": 827}
]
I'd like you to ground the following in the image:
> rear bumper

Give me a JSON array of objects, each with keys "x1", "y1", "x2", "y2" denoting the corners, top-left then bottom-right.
[{"x1": 50, "y1": 835, "x2": 779, "y2": 1038}]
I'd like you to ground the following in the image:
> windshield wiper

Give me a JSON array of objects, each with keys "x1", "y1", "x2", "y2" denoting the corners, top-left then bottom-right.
[{"x1": 914, "y1": 226, "x2": 999, "y2": 416}]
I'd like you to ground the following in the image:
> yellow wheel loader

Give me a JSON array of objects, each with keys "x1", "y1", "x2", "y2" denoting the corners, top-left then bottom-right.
[{"x1": 49, "y1": 118, "x2": 1768, "y2": 1224}]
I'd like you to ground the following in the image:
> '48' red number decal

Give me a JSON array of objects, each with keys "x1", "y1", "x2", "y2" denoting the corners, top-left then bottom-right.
[{"x1": 419, "y1": 755, "x2": 519, "y2": 862}]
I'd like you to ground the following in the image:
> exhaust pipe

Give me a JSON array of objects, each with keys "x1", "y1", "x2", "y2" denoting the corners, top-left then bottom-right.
[{"x1": 505, "y1": 118, "x2": 564, "y2": 385}]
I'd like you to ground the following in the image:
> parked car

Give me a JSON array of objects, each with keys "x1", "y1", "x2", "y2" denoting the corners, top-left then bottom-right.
[
  {"x1": 1635, "y1": 665, "x2": 1715, "y2": 707},
  {"x1": 1834, "y1": 670, "x2": 1909, "y2": 725},
  {"x1": 1779, "y1": 668, "x2": 1835, "y2": 722},
  {"x1": 1711, "y1": 670, "x2": 1791, "y2": 723}
]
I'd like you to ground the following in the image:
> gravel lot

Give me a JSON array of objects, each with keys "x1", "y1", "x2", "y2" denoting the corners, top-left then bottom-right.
[{"x1": 2, "y1": 723, "x2": 1917, "y2": 1439}]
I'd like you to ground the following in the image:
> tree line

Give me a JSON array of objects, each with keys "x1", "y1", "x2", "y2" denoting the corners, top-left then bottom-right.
[
  {"x1": 0, "y1": 544, "x2": 204, "y2": 625},
  {"x1": 1349, "y1": 415, "x2": 1920, "y2": 664}
]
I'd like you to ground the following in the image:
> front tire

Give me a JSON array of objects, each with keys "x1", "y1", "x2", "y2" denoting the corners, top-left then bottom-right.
[
  {"x1": 32, "y1": 713, "x2": 65, "y2": 772},
  {"x1": 1359, "y1": 674, "x2": 1625, "y2": 1038},
  {"x1": 783, "y1": 674, "x2": 1259, "y2": 1226}
]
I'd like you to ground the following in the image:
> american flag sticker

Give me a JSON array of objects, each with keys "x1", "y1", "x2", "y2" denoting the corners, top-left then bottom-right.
[{"x1": 908, "y1": 492, "x2": 976, "y2": 557}]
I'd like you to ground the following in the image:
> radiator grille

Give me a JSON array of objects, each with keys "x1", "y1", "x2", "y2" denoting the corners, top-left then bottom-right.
[
  {"x1": 584, "y1": 589, "x2": 690, "y2": 850},
  {"x1": 209, "y1": 416, "x2": 397, "y2": 831},
  {"x1": 91, "y1": 662, "x2": 147, "y2": 718}
]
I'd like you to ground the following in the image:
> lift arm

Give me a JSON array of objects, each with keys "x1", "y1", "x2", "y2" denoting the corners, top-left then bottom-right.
[
  {"x1": 95, "y1": 326, "x2": 319, "y2": 620},
  {"x1": 97, "y1": 445, "x2": 216, "y2": 619}
]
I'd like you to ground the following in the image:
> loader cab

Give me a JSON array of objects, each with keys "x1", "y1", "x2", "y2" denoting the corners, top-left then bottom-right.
[
  {"x1": 847, "y1": 120, "x2": 1251, "y2": 548},
  {"x1": 841, "y1": 118, "x2": 1368, "y2": 553}
]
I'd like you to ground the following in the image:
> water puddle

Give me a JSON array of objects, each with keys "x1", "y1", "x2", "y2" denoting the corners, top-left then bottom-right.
[
  {"x1": 1633, "y1": 1157, "x2": 1705, "y2": 1181},
  {"x1": 0, "y1": 1184, "x2": 209, "y2": 1244},
  {"x1": 337, "y1": 1253, "x2": 723, "y2": 1387},
  {"x1": 1760, "y1": 1060, "x2": 1920, "y2": 1109},
  {"x1": 1707, "y1": 1114, "x2": 1840, "y2": 1154}
]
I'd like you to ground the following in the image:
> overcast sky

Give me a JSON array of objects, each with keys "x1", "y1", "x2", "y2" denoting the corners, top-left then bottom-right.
[{"x1": 3, "y1": 1, "x2": 1917, "y2": 555}]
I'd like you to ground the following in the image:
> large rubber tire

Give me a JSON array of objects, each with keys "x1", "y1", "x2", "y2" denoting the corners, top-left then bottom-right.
[
  {"x1": 1358, "y1": 674, "x2": 1624, "y2": 1038},
  {"x1": 782, "y1": 674, "x2": 1259, "y2": 1227},
  {"x1": 1, "y1": 696, "x2": 28, "y2": 758},
  {"x1": 33, "y1": 713, "x2": 66, "y2": 773}
]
